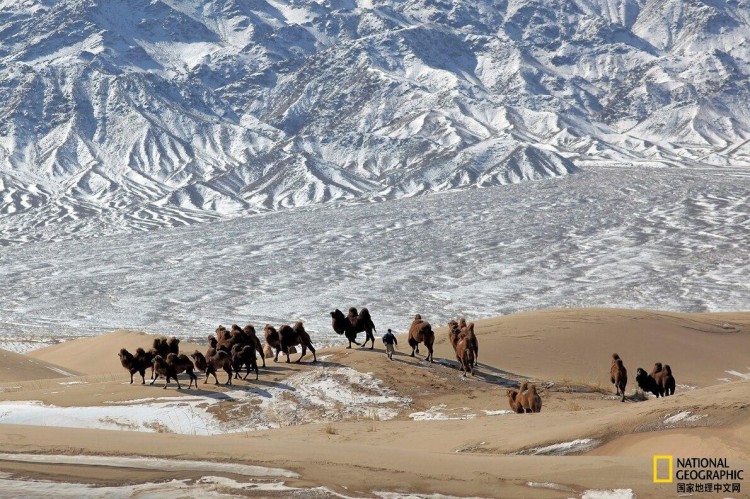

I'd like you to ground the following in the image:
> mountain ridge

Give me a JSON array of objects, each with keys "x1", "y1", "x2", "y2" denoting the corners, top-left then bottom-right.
[{"x1": 1, "y1": 0, "x2": 749, "y2": 241}]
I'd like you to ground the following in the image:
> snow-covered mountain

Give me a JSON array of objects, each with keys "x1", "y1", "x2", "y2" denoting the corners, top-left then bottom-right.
[{"x1": 1, "y1": 0, "x2": 749, "y2": 240}]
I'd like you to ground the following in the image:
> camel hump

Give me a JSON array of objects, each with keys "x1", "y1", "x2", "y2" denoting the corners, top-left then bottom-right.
[
  {"x1": 348, "y1": 307, "x2": 358, "y2": 316},
  {"x1": 360, "y1": 307, "x2": 371, "y2": 319},
  {"x1": 616, "y1": 359, "x2": 624, "y2": 367},
  {"x1": 467, "y1": 322, "x2": 475, "y2": 333},
  {"x1": 519, "y1": 382, "x2": 528, "y2": 392},
  {"x1": 135, "y1": 347, "x2": 146, "y2": 356},
  {"x1": 414, "y1": 313, "x2": 422, "y2": 320},
  {"x1": 612, "y1": 353, "x2": 620, "y2": 361},
  {"x1": 527, "y1": 383, "x2": 538, "y2": 395},
  {"x1": 653, "y1": 362, "x2": 663, "y2": 372},
  {"x1": 664, "y1": 364, "x2": 672, "y2": 375}
]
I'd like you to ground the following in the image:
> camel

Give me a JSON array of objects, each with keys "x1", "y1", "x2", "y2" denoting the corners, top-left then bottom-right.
[
  {"x1": 151, "y1": 353, "x2": 197, "y2": 389},
  {"x1": 610, "y1": 353, "x2": 628, "y2": 402},
  {"x1": 330, "y1": 307, "x2": 377, "y2": 349},
  {"x1": 459, "y1": 321, "x2": 479, "y2": 367},
  {"x1": 652, "y1": 363, "x2": 676, "y2": 396},
  {"x1": 507, "y1": 389, "x2": 524, "y2": 413},
  {"x1": 635, "y1": 367, "x2": 661, "y2": 397},
  {"x1": 191, "y1": 349, "x2": 233, "y2": 385},
  {"x1": 118, "y1": 347, "x2": 153, "y2": 384},
  {"x1": 456, "y1": 335, "x2": 475, "y2": 376},
  {"x1": 264, "y1": 322, "x2": 317, "y2": 363},
  {"x1": 243, "y1": 324, "x2": 266, "y2": 368},
  {"x1": 231, "y1": 344, "x2": 259, "y2": 380},
  {"x1": 408, "y1": 314, "x2": 434, "y2": 363},
  {"x1": 518, "y1": 382, "x2": 542, "y2": 413}
]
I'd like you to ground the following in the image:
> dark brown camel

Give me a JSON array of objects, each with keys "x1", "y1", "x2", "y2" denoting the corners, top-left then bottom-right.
[
  {"x1": 151, "y1": 353, "x2": 197, "y2": 389},
  {"x1": 191, "y1": 349, "x2": 233, "y2": 385},
  {"x1": 264, "y1": 322, "x2": 317, "y2": 363},
  {"x1": 118, "y1": 347, "x2": 154, "y2": 384},
  {"x1": 231, "y1": 344, "x2": 259, "y2": 380},
  {"x1": 243, "y1": 324, "x2": 266, "y2": 368},
  {"x1": 330, "y1": 307, "x2": 377, "y2": 349}
]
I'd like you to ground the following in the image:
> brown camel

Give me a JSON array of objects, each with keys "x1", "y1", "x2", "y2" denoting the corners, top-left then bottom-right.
[
  {"x1": 459, "y1": 321, "x2": 479, "y2": 367},
  {"x1": 518, "y1": 382, "x2": 542, "y2": 413},
  {"x1": 408, "y1": 314, "x2": 434, "y2": 363},
  {"x1": 456, "y1": 335, "x2": 475, "y2": 376},
  {"x1": 507, "y1": 389, "x2": 524, "y2": 413},
  {"x1": 610, "y1": 353, "x2": 628, "y2": 402},
  {"x1": 652, "y1": 363, "x2": 676, "y2": 396}
]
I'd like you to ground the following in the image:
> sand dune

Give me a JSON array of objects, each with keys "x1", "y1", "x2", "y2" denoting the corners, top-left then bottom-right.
[
  {"x1": 0, "y1": 349, "x2": 82, "y2": 382},
  {"x1": 27, "y1": 330, "x2": 205, "y2": 376},
  {"x1": 2, "y1": 308, "x2": 749, "y2": 498}
]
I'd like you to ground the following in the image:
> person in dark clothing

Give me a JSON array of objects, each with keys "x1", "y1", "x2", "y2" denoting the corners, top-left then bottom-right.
[{"x1": 382, "y1": 329, "x2": 398, "y2": 360}]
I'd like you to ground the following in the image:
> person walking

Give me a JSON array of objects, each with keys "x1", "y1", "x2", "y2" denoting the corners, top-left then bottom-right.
[{"x1": 382, "y1": 329, "x2": 398, "y2": 360}]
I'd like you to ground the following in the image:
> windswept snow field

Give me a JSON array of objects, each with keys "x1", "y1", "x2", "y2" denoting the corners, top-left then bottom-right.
[{"x1": 1, "y1": 166, "x2": 748, "y2": 352}]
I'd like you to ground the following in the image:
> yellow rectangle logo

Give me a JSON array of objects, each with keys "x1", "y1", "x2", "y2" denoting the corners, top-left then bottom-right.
[{"x1": 653, "y1": 455, "x2": 673, "y2": 483}]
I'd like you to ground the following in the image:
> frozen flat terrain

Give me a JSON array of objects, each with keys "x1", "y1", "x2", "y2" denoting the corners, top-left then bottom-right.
[{"x1": 1, "y1": 166, "x2": 748, "y2": 351}]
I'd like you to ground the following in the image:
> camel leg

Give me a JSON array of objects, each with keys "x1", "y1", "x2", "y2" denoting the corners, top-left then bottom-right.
[
  {"x1": 309, "y1": 343, "x2": 317, "y2": 362},
  {"x1": 296, "y1": 345, "x2": 306, "y2": 363},
  {"x1": 257, "y1": 346, "x2": 266, "y2": 368},
  {"x1": 139, "y1": 369, "x2": 146, "y2": 385},
  {"x1": 225, "y1": 368, "x2": 232, "y2": 385},
  {"x1": 150, "y1": 374, "x2": 159, "y2": 386},
  {"x1": 174, "y1": 375, "x2": 182, "y2": 390}
]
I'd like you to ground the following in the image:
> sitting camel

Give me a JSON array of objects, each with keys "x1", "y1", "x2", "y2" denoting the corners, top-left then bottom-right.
[
  {"x1": 507, "y1": 389, "x2": 525, "y2": 413},
  {"x1": 408, "y1": 314, "x2": 434, "y2": 363}
]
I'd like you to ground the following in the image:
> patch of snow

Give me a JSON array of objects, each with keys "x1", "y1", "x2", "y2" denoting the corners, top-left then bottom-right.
[
  {"x1": 0, "y1": 368, "x2": 410, "y2": 435},
  {"x1": 481, "y1": 410, "x2": 513, "y2": 416},
  {"x1": 0, "y1": 454, "x2": 297, "y2": 477},
  {"x1": 521, "y1": 439, "x2": 601, "y2": 456},
  {"x1": 409, "y1": 404, "x2": 476, "y2": 421},
  {"x1": 526, "y1": 481, "x2": 575, "y2": 492},
  {"x1": 663, "y1": 411, "x2": 707, "y2": 425},
  {"x1": 581, "y1": 489, "x2": 635, "y2": 499}
]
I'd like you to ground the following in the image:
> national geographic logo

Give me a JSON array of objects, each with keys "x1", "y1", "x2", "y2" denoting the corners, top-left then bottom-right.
[{"x1": 653, "y1": 456, "x2": 744, "y2": 494}]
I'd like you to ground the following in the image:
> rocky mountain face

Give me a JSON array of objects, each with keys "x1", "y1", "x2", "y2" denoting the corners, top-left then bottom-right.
[{"x1": 0, "y1": 0, "x2": 749, "y2": 240}]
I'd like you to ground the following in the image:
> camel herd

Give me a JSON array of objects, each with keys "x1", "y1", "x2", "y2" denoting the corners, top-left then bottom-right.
[
  {"x1": 610, "y1": 353, "x2": 677, "y2": 401},
  {"x1": 118, "y1": 321, "x2": 317, "y2": 389},
  {"x1": 117, "y1": 310, "x2": 676, "y2": 413}
]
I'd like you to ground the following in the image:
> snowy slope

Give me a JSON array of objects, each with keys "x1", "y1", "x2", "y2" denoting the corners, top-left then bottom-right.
[{"x1": 0, "y1": 0, "x2": 749, "y2": 238}]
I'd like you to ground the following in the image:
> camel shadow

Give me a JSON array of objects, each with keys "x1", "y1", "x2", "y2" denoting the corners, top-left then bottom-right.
[{"x1": 433, "y1": 357, "x2": 523, "y2": 387}]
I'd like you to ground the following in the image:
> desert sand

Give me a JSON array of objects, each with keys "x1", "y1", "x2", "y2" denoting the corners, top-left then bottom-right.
[{"x1": 1, "y1": 308, "x2": 749, "y2": 498}]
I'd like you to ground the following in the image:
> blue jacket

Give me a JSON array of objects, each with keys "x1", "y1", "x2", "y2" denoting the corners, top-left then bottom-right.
[{"x1": 382, "y1": 332, "x2": 397, "y2": 345}]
